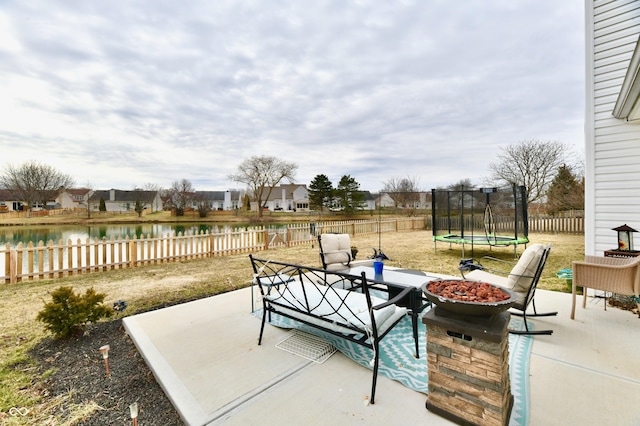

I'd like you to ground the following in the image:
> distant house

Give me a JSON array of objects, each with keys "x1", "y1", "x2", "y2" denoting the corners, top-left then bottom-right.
[
  {"x1": 372, "y1": 191, "x2": 431, "y2": 210},
  {"x1": 56, "y1": 188, "x2": 93, "y2": 210},
  {"x1": 0, "y1": 189, "x2": 23, "y2": 211},
  {"x1": 89, "y1": 189, "x2": 163, "y2": 212},
  {"x1": 259, "y1": 184, "x2": 309, "y2": 212},
  {"x1": 585, "y1": 0, "x2": 640, "y2": 254},
  {"x1": 362, "y1": 191, "x2": 380, "y2": 210},
  {"x1": 192, "y1": 190, "x2": 244, "y2": 211}
]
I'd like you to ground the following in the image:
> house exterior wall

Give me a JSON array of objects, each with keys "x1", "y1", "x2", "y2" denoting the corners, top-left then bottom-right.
[
  {"x1": 292, "y1": 186, "x2": 309, "y2": 211},
  {"x1": 89, "y1": 190, "x2": 163, "y2": 212},
  {"x1": 56, "y1": 192, "x2": 76, "y2": 209},
  {"x1": 586, "y1": 0, "x2": 640, "y2": 255},
  {"x1": 56, "y1": 189, "x2": 93, "y2": 209},
  {"x1": 258, "y1": 184, "x2": 309, "y2": 211}
]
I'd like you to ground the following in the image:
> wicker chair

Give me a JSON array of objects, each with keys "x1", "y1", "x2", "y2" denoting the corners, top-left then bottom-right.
[{"x1": 570, "y1": 255, "x2": 640, "y2": 319}]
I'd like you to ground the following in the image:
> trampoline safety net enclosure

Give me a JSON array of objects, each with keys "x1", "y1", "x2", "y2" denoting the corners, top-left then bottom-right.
[{"x1": 431, "y1": 185, "x2": 529, "y2": 256}]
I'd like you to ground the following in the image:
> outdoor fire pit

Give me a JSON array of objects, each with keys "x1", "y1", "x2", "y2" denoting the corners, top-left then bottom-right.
[
  {"x1": 422, "y1": 279, "x2": 516, "y2": 317},
  {"x1": 422, "y1": 279, "x2": 515, "y2": 425}
]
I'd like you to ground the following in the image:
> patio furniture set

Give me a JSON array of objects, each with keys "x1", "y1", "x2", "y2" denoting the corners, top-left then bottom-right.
[{"x1": 250, "y1": 232, "x2": 640, "y2": 405}]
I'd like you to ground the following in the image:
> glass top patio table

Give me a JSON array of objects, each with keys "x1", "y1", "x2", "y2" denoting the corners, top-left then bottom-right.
[{"x1": 340, "y1": 265, "x2": 440, "y2": 289}]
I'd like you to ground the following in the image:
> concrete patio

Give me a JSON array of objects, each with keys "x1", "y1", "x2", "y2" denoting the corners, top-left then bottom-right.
[{"x1": 123, "y1": 286, "x2": 640, "y2": 425}]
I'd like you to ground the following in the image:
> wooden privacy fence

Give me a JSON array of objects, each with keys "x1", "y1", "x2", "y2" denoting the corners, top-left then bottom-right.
[
  {"x1": 1, "y1": 218, "x2": 425, "y2": 284},
  {"x1": 432, "y1": 215, "x2": 584, "y2": 235},
  {"x1": 527, "y1": 216, "x2": 584, "y2": 233}
]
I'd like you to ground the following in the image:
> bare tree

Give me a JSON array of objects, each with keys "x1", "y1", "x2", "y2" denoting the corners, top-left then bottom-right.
[
  {"x1": 192, "y1": 192, "x2": 210, "y2": 218},
  {"x1": 382, "y1": 176, "x2": 422, "y2": 210},
  {"x1": 487, "y1": 139, "x2": 569, "y2": 204},
  {"x1": 447, "y1": 178, "x2": 475, "y2": 191},
  {"x1": 169, "y1": 179, "x2": 194, "y2": 216},
  {"x1": 229, "y1": 155, "x2": 297, "y2": 218},
  {"x1": 0, "y1": 161, "x2": 74, "y2": 217}
]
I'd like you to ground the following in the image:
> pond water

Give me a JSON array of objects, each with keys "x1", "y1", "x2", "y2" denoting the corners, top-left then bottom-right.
[{"x1": 0, "y1": 222, "x2": 290, "y2": 248}]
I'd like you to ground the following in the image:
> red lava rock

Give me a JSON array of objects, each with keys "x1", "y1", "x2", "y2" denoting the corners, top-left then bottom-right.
[{"x1": 427, "y1": 280, "x2": 510, "y2": 303}]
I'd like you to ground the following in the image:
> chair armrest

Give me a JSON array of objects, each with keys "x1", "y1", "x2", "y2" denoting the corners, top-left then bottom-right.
[
  {"x1": 475, "y1": 256, "x2": 515, "y2": 276},
  {"x1": 372, "y1": 286, "x2": 414, "y2": 310},
  {"x1": 479, "y1": 255, "x2": 515, "y2": 264}
]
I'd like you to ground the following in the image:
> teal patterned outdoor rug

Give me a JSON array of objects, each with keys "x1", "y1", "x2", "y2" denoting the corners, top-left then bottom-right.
[{"x1": 253, "y1": 310, "x2": 533, "y2": 426}]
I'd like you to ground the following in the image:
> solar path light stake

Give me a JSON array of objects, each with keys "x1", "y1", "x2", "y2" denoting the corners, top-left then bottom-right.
[
  {"x1": 99, "y1": 345, "x2": 110, "y2": 377},
  {"x1": 130, "y1": 402, "x2": 139, "y2": 426}
]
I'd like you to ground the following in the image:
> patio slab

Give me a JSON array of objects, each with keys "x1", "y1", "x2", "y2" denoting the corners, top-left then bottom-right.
[{"x1": 123, "y1": 287, "x2": 640, "y2": 425}]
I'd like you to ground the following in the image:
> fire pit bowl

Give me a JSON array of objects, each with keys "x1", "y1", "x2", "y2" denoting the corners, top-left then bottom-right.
[{"x1": 422, "y1": 279, "x2": 517, "y2": 317}]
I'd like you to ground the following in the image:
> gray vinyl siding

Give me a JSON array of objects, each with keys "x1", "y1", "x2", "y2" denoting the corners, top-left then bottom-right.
[{"x1": 586, "y1": 0, "x2": 640, "y2": 255}]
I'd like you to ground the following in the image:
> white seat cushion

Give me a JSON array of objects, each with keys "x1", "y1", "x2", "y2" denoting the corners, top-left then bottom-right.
[
  {"x1": 507, "y1": 244, "x2": 545, "y2": 293},
  {"x1": 321, "y1": 234, "x2": 352, "y2": 266},
  {"x1": 265, "y1": 280, "x2": 404, "y2": 336},
  {"x1": 465, "y1": 243, "x2": 546, "y2": 305}
]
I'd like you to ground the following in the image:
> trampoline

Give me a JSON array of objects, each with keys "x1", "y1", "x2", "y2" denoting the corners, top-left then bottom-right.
[
  {"x1": 433, "y1": 234, "x2": 529, "y2": 245},
  {"x1": 431, "y1": 185, "x2": 529, "y2": 258}
]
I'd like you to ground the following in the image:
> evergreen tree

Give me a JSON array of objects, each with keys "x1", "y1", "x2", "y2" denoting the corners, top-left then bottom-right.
[
  {"x1": 308, "y1": 174, "x2": 333, "y2": 211},
  {"x1": 99, "y1": 197, "x2": 106, "y2": 212},
  {"x1": 546, "y1": 165, "x2": 584, "y2": 215},
  {"x1": 336, "y1": 175, "x2": 364, "y2": 212}
]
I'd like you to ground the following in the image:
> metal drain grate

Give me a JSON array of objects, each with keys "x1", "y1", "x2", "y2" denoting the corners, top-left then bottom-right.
[{"x1": 275, "y1": 330, "x2": 337, "y2": 364}]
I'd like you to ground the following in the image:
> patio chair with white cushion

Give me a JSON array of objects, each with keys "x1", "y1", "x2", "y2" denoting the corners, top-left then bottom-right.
[
  {"x1": 462, "y1": 243, "x2": 556, "y2": 335},
  {"x1": 318, "y1": 233, "x2": 374, "y2": 271}
]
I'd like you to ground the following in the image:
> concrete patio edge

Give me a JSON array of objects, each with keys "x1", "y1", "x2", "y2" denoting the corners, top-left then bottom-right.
[{"x1": 123, "y1": 315, "x2": 206, "y2": 425}]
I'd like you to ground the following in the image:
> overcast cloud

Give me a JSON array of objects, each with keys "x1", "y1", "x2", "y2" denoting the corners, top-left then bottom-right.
[{"x1": 0, "y1": 0, "x2": 585, "y2": 192}]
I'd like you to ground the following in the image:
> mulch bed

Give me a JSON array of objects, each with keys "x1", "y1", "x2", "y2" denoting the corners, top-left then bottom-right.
[{"x1": 29, "y1": 320, "x2": 182, "y2": 425}]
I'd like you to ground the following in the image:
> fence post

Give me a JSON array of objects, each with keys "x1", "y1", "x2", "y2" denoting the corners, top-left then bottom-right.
[
  {"x1": 16, "y1": 242, "x2": 23, "y2": 282},
  {"x1": 67, "y1": 239, "x2": 73, "y2": 275},
  {"x1": 101, "y1": 237, "x2": 107, "y2": 271},
  {"x1": 130, "y1": 235, "x2": 138, "y2": 267},
  {"x1": 85, "y1": 238, "x2": 91, "y2": 273},
  {"x1": 76, "y1": 239, "x2": 82, "y2": 275},
  {"x1": 4, "y1": 243, "x2": 9, "y2": 283},
  {"x1": 9, "y1": 247, "x2": 17, "y2": 284},
  {"x1": 27, "y1": 241, "x2": 34, "y2": 280},
  {"x1": 47, "y1": 240, "x2": 54, "y2": 279},
  {"x1": 38, "y1": 241, "x2": 45, "y2": 279}
]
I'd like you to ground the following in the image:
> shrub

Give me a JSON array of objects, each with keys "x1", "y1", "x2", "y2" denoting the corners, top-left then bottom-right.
[{"x1": 36, "y1": 286, "x2": 112, "y2": 339}]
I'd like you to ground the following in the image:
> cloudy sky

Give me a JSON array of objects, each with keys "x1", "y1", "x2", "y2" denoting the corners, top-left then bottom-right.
[{"x1": 0, "y1": 0, "x2": 585, "y2": 193}]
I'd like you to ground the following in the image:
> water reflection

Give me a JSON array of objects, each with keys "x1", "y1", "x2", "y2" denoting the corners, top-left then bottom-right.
[{"x1": 0, "y1": 222, "x2": 288, "y2": 248}]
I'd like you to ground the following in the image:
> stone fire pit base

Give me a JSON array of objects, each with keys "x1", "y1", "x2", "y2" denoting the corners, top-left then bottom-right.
[{"x1": 423, "y1": 308, "x2": 513, "y2": 426}]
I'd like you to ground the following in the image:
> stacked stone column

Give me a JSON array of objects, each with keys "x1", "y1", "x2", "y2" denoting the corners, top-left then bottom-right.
[{"x1": 423, "y1": 309, "x2": 513, "y2": 426}]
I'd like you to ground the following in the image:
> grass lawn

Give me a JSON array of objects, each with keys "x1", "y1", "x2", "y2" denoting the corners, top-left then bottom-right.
[{"x1": 0, "y1": 230, "x2": 583, "y2": 423}]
